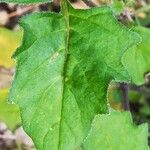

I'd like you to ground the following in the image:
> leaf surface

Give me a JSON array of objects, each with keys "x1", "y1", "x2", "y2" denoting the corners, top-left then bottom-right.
[
  {"x1": 9, "y1": 4, "x2": 140, "y2": 150},
  {"x1": 83, "y1": 111, "x2": 149, "y2": 150},
  {"x1": 123, "y1": 27, "x2": 150, "y2": 85}
]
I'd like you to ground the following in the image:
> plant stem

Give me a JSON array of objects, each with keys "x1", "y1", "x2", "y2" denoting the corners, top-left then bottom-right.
[
  {"x1": 8, "y1": 5, "x2": 37, "y2": 18},
  {"x1": 82, "y1": 0, "x2": 96, "y2": 7},
  {"x1": 120, "y1": 83, "x2": 130, "y2": 111}
]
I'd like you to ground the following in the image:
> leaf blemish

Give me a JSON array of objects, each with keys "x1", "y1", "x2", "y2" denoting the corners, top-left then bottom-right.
[{"x1": 51, "y1": 52, "x2": 59, "y2": 61}]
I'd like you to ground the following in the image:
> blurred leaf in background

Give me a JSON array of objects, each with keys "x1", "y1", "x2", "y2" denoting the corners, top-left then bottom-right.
[
  {"x1": 108, "y1": 82, "x2": 124, "y2": 111},
  {"x1": 0, "y1": 89, "x2": 21, "y2": 129},
  {"x1": 123, "y1": 27, "x2": 150, "y2": 85},
  {"x1": 0, "y1": 27, "x2": 22, "y2": 68},
  {"x1": 0, "y1": 27, "x2": 22, "y2": 129}
]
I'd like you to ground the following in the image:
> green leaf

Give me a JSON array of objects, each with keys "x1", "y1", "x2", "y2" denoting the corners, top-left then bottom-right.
[
  {"x1": 111, "y1": 0, "x2": 124, "y2": 14},
  {"x1": 0, "y1": 27, "x2": 22, "y2": 68},
  {"x1": 0, "y1": 0, "x2": 50, "y2": 4},
  {"x1": 123, "y1": 27, "x2": 150, "y2": 85},
  {"x1": 83, "y1": 111, "x2": 149, "y2": 150},
  {"x1": 9, "y1": 3, "x2": 140, "y2": 150},
  {"x1": 0, "y1": 89, "x2": 21, "y2": 129}
]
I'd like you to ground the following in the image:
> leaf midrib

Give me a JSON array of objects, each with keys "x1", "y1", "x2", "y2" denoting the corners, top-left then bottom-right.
[{"x1": 57, "y1": 1, "x2": 70, "y2": 150}]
